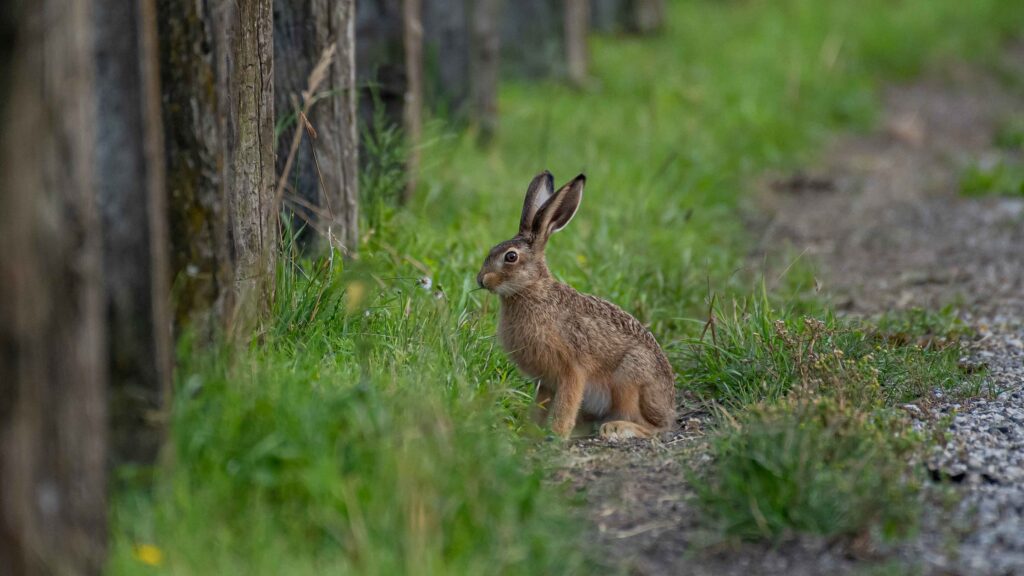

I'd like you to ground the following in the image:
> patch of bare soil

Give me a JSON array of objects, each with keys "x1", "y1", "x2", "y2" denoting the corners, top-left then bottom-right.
[
  {"x1": 560, "y1": 49, "x2": 1024, "y2": 575},
  {"x1": 561, "y1": 410, "x2": 886, "y2": 576}
]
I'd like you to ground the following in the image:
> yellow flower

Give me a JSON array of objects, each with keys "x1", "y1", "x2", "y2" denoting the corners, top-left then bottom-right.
[
  {"x1": 345, "y1": 281, "x2": 366, "y2": 313},
  {"x1": 133, "y1": 544, "x2": 164, "y2": 567}
]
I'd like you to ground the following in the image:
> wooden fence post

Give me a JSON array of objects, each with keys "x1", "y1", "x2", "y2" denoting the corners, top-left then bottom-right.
[{"x1": 0, "y1": 0, "x2": 108, "y2": 571}]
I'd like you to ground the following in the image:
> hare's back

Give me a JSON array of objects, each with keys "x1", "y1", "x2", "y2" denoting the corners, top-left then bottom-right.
[{"x1": 555, "y1": 284, "x2": 670, "y2": 371}]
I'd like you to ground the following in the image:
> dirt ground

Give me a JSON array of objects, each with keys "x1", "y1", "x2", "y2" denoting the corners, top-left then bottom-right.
[{"x1": 559, "y1": 49, "x2": 1024, "y2": 575}]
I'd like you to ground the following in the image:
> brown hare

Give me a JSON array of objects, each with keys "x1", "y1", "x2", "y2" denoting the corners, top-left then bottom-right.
[{"x1": 477, "y1": 171, "x2": 676, "y2": 440}]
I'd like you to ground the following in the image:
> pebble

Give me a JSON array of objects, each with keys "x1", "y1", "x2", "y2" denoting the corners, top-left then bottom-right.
[{"x1": 920, "y1": 319, "x2": 1024, "y2": 575}]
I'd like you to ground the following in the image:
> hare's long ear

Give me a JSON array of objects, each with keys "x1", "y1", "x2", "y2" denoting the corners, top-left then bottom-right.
[
  {"x1": 519, "y1": 171, "x2": 555, "y2": 236},
  {"x1": 531, "y1": 174, "x2": 585, "y2": 248}
]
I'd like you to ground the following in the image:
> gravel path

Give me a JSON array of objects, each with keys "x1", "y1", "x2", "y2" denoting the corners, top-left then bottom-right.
[
  {"x1": 761, "y1": 52, "x2": 1024, "y2": 575},
  {"x1": 562, "y1": 50, "x2": 1024, "y2": 575}
]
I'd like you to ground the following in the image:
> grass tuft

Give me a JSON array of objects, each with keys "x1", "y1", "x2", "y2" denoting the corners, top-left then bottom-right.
[
  {"x1": 960, "y1": 158, "x2": 1024, "y2": 198},
  {"x1": 994, "y1": 115, "x2": 1024, "y2": 151},
  {"x1": 678, "y1": 293, "x2": 979, "y2": 409},
  {"x1": 683, "y1": 295, "x2": 979, "y2": 541},
  {"x1": 695, "y1": 397, "x2": 921, "y2": 541}
]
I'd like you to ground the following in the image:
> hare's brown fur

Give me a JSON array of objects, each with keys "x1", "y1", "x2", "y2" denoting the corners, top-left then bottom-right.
[{"x1": 477, "y1": 172, "x2": 676, "y2": 439}]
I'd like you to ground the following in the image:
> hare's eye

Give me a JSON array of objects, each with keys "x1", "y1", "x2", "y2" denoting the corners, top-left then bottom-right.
[{"x1": 504, "y1": 250, "x2": 518, "y2": 263}]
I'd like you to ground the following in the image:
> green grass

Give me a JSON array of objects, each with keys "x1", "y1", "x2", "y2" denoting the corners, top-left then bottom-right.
[
  {"x1": 995, "y1": 115, "x2": 1024, "y2": 151},
  {"x1": 682, "y1": 296, "x2": 981, "y2": 541},
  {"x1": 873, "y1": 305, "x2": 975, "y2": 348},
  {"x1": 960, "y1": 158, "x2": 1024, "y2": 197},
  {"x1": 959, "y1": 114, "x2": 1024, "y2": 197},
  {"x1": 110, "y1": 0, "x2": 1023, "y2": 573},
  {"x1": 108, "y1": 256, "x2": 588, "y2": 576},
  {"x1": 695, "y1": 398, "x2": 922, "y2": 541},
  {"x1": 678, "y1": 295, "x2": 981, "y2": 408}
]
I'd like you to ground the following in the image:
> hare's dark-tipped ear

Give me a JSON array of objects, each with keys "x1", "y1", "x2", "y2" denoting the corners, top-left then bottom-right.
[
  {"x1": 532, "y1": 174, "x2": 585, "y2": 245},
  {"x1": 519, "y1": 170, "x2": 555, "y2": 236}
]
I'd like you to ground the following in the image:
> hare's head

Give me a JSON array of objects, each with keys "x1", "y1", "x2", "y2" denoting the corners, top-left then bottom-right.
[{"x1": 477, "y1": 171, "x2": 585, "y2": 296}]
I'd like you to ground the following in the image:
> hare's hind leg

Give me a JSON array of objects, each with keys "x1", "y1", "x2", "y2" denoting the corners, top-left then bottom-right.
[
  {"x1": 599, "y1": 383, "x2": 656, "y2": 440},
  {"x1": 599, "y1": 420, "x2": 654, "y2": 440}
]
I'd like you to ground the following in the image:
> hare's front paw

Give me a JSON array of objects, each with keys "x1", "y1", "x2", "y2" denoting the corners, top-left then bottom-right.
[
  {"x1": 599, "y1": 420, "x2": 653, "y2": 441},
  {"x1": 549, "y1": 418, "x2": 574, "y2": 440}
]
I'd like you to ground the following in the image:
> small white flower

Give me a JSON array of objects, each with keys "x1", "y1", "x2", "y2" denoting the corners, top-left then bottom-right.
[
  {"x1": 417, "y1": 276, "x2": 433, "y2": 291},
  {"x1": 433, "y1": 290, "x2": 444, "y2": 300}
]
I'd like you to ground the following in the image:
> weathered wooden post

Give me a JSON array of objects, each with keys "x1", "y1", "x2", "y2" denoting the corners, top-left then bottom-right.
[
  {"x1": 565, "y1": 0, "x2": 591, "y2": 87},
  {"x1": 157, "y1": 0, "x2": 278, "y2": 338},
  {"x1": 501, "y1": 0, "x2": 564, "y2": 79},
  {"x1": 472, "y1": 0, "x2": 503, "y2": 145},
  {"x1": 592, "y1": 0, "x2": 665, "y2": 34},
  {"x1": 95, "y1": 0, "x2": 173, "y2": 464},
  {"x1": 402, "y1": 0, "x2": 423, "y2": 203},
  {"x1": 274, "y1": 0, "x2": 360, "y2": 251},
  {"x1": 0, "y1": 0, "x2": 109, "y2": 571}
]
